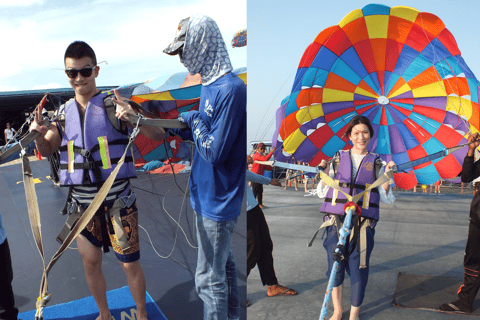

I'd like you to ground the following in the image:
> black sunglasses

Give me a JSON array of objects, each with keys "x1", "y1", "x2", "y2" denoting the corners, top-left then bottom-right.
[{"x1": 65, "y1": 66, "x2": 96, "y2": 79}]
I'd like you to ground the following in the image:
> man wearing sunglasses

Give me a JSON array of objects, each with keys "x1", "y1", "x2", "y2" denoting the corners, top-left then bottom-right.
[
  {"x1": 164, "y1": 15, "x2": 246, "y2": 320},
  {"x1": 30, "y1": 41, "x2": 163, "y2": 320}
]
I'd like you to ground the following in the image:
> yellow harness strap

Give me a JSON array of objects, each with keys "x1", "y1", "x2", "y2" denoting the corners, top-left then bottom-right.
[
  {"x1": 318, "y1": 171, "x2": 353, "y2": 201},
  {"x1": 348, "y1": 217, "x2": 373, "y2": 269},
  {"x1": 307, "y1": 215, "x2": 341, "y2": 247},
  {"x1": 331, "y1": 180, "x2": 340, "y2": 206},
  {"x1": 109, "y1": 200, "x2": 131, "y2": 252},
  {"x1": 362, "y1": 183, "x2": 371, "y2": 209}
]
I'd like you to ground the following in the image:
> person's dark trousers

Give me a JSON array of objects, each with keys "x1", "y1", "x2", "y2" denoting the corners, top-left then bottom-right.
[
  {"x1": 457, "y1": 220, "x2": 480, "y2": 312},
  {"x1": 0, "y1": 239, "x2": 19, "y2": 320},
  {"x1": 250, "y1": 182, "x2": 264, "y2": 206},
  {"x1": 47, "y1": 151, "x2": 60, "y2": 183},
  {"x1": 247, "y1": 205, "x2": 278, "y2": 286}
]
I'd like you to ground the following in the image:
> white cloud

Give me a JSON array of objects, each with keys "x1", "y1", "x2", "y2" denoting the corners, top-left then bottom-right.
[
  {"x1": 31, "y1": 83, "x2": 62, "y2": 90},
  {"x1": 0, "y1": 0, "x2": 246, "y2": 91},
  {"x1": 0, "y1": 84, "x2": 19, "y2": 91},
  {"x1": 0, "y1": 0, "x2": 43, "y2": 6}
]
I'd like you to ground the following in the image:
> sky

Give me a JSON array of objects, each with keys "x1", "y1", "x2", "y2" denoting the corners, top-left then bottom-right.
[
  {"x1": 248, "y1": 0, "x2": 480, "y2": 151},
  {"x1": 0, "y1": 0, "x2": 246, "y2": 91}
]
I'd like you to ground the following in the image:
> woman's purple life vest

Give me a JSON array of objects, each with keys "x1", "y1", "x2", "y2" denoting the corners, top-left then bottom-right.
[
  {"x1": 59, "y1": 92, "x2": 136, "y2": 186},
  {"x1": 320, "y1": 150, "x2": 380, "y2": 220}
]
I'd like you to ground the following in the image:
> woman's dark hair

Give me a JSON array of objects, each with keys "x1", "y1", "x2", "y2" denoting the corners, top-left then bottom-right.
[
  {"x1": 344, "y1": 115, "x2": 374, "y2": 138},
  {"x1": 64, "y1": 41, "x2": 97, "y2": 66}
]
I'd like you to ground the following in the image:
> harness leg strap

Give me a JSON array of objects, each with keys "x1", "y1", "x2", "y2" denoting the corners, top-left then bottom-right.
[
  {"x1": 110, "y1": 200, "x2": 131, "y2": 252},
  {"x1": 348, "y1": 217, "x2": 372, "y2": 269},
  {"x1": 56, "y1": 205, "x2": 84, "y2": 244},
  {"x1": 307, "y1": 216, "x2": 336, "y2": 247},
  {"x1": 307, "y1": 215, "x2": 342, "y2": 247}
]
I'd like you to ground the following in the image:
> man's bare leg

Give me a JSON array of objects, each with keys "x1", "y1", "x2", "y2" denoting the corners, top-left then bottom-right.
[
  {"x1": 77, "y1": 235, "x2": 111, "y2": 320},
  {"x1": 120, "y1": 260, "x2": 147, "y2": 320}
]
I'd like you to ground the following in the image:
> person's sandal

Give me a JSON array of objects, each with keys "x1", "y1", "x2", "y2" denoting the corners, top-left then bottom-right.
[
  {"x1": 267, "y1": 284, "x2": 298, "y2": 297},
  {"x1": 246, "y1": 300, "x2": 251, "y2": 307},
  {"x1": 439, "y1": 301, "x2": 472, "y2": 314}
]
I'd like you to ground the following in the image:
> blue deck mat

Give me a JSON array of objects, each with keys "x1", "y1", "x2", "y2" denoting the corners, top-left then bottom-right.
[{"x1": 18, "y1": 286, "x2": 168, "y2": 320}]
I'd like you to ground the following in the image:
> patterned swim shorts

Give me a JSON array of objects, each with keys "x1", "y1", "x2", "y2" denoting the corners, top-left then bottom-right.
[{"x1": 80, "y1": 201, "x2": 140, "y2": 262}]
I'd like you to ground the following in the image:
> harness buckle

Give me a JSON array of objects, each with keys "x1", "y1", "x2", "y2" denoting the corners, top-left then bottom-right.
[
  {"x1": 66, "y1": 200, "x2": 78, "y2": 215},
  {"x1": 118, "y1": 191, "x2": 136, "y2": 208}
]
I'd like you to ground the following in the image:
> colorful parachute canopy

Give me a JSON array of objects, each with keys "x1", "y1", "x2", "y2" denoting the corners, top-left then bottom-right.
[
  {"x1": 116, "y1": 68, "x2": 247, "y2": 167},
  {"x1": 232, "y1": 29, "x2": 247, "y2": 48},
  {"x1": 273, "y1": 4, "x2": 480, "y2": 189}
]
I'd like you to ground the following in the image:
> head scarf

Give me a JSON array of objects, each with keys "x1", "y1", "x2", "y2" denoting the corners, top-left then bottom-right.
[{"x1": 180, "y1": 14, "x2": 233, "y2": 86}]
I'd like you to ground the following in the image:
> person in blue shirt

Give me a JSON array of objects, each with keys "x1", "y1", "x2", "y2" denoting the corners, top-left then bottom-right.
[
  {"x1": 246, "y1": 156, "x2": 298, "y2": 308},
  {"x1": 164, "y1": 15, "x2": 246, "y2": 320},
  {"x1": 0, "y1": 215, "x2": 20, "y2": 320}
]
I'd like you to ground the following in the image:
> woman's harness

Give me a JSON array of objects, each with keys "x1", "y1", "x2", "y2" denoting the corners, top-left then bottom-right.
[{"x1": 307, "y1": 158, "x2": 386, "y2": 269}]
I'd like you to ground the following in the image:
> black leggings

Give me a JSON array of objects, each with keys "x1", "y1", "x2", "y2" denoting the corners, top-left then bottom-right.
[
  {"x1": 247, "y1": 205, "x2": 278, "y2": 286},
  {"x1": 457, "y1": 220, "x2": 480, "y2": 310},
  {"x1": 0, "y1": 239, "x2": 18, "y2": 320}
]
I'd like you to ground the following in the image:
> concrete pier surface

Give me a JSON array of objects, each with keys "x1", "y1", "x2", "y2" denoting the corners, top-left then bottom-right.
[{"x1": 247, "y1": 183, "x2": 475, "y2": 320}]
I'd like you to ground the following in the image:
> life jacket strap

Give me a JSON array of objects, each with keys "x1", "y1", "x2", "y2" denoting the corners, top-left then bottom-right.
[
  {"x1": 59, "y1": 139, "x2": 129, "y2": 154},
  {"x1": 59, "y1": 156, "x2": 134, "y2": 170},
  {"x1": 337, "y1": 182, "x2": 379, "y2": 193}
]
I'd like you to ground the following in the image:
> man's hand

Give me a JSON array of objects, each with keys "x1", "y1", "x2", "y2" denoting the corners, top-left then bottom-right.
[
  {"x1": 467, "y1": 132, "x2": 480, "y2": 157},
  {"x1": 113, "y1": 89, "x2": 136, "y2": 121},
  {"x1": 29, "y1": 95, "x2": 50, "y2": 136},
  {"x1": 178, "y1": 111, "x2": 200, "y2": 127},
  {"x1": 468, "y1": 132, "x2": 480, "y2": 150}
]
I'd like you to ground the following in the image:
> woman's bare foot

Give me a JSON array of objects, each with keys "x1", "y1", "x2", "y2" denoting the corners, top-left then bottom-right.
[
  {"x1": 329, "y1": 310, "x2": 343, "y2": 320},
  {"x1": 349, "y1": 305, "x2": 360, "y2": 320}
]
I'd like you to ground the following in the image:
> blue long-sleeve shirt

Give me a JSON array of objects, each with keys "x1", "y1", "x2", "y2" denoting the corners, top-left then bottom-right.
[
  {"x1": 174, "y1": 73, "x2": 246, "y2": 221},
  {"x1": 0, "y1": 215, "x2": 6, "y2": 245},
  {"x1": 246, "y1": 170, "x2": 271, "y2": 211}
]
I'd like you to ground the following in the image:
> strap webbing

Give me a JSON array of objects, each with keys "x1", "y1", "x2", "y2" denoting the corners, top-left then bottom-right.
[
  {"x1": 307, "y1": 215, "x2": 341, "y2": 247},
  {"x1": 318, "y1": 170, "x2": 394, "y2": 205},
  {"x1": 58, "y1": 156, "x2": 134, "y2": 170},
  {"x1": 21, "y1": 154, "x2": 48, "y2": 304}
]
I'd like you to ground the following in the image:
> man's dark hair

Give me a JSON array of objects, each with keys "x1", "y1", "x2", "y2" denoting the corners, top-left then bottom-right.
[
  {"x1": 64, "y1": 41, "x2": 97, "y2": 66},
  {"x1": 344, "y1": 115, "x2": 374, "y2": 138}
]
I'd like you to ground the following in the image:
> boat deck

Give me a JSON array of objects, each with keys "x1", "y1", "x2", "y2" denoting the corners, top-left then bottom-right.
[{"x1": 1, "y1": 159, "x2": 246, "y2": 319}]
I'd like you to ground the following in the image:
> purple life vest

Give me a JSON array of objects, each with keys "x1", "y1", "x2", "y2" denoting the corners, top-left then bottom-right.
[
  {"x1": 59, "y1": 92, "x2": 136, "y2": 186},
  {"x1": 320, "y1": 150, "x2": 380, "y2": 220}
]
